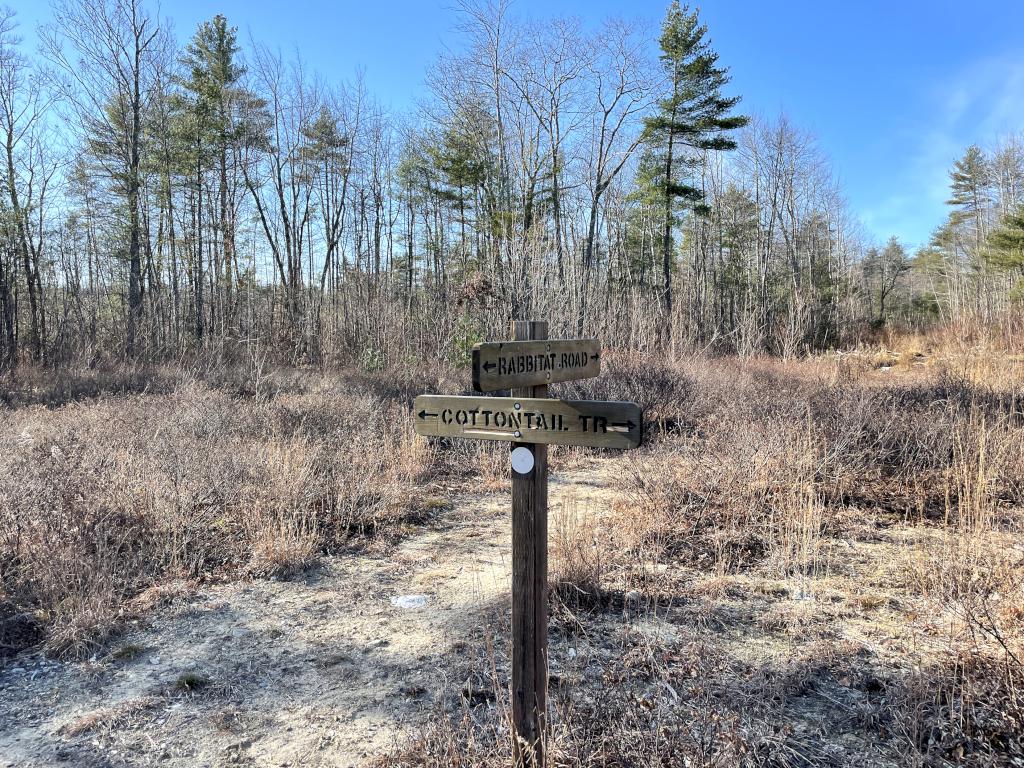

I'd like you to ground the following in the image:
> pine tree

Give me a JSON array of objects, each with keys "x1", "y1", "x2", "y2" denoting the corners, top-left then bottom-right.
[
  {"x1": 643, "y1": 1, "x2": 747, "y2": 318},
  {"x1": 177, "y1": 15, "x2": 246, "y2": 335},
  {"x1": 428, "y1": 121, "x2": 488, "y2": 271},
  {"x1": 946, "y1": 144, "x2": 991, "y2": 255},
  {"x1": 986, "y1": 205, "x2": 1024, "y2": 288}
]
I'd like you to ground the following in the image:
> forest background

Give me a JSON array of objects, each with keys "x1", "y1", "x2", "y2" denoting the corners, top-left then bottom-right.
[{"x1": 0, "y1": 0, "x2": 1022, "y2": 373}]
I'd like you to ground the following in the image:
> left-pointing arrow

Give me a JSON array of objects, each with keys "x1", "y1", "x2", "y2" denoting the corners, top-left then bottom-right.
[
  {"x1": 483, "y1": 361, "x2": 496, "y2": 372},
  {"x1": 418, "y1": 410, "x2": 438, "y2": 420}
]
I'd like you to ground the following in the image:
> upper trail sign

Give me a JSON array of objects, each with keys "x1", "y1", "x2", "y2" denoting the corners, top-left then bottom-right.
[
  {"x1": 472, "y1": 338, "x2": 600, "y2": 391},
  {"x1": 412, "y1": 321, "x2": 642, "y2": 768}
]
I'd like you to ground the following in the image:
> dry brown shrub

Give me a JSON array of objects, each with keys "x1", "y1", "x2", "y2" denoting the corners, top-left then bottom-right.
[
  {"x1": 0, "y1": 362, "x2": 181, "y2": 408},
  {"x1": 890, "y1": 650, "x2": 1024, "y2": 766},
  {"x1": 245, "y1": 508, "x2": 320, "y2": 579},
  {"x1": 617, "y1": 416, "x2": 826, "y2": 582},
  {"x1": 550, "y1": 494, "x2": 619, "y2": 608},
  {"x1": 377, "y1": 346, "x2": 1024, "y2": 768},
  {"x1": 0, "y1": 370, "x2": 440, "y2": 657}
]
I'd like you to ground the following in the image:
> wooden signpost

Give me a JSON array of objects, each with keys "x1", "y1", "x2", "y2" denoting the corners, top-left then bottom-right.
[{"x1": 413, "y1": 321, "x2": 643, "y2": 767}]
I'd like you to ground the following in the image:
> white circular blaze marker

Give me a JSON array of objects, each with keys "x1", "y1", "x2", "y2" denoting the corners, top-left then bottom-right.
[{"x1": 511, "y1": 446, "x2": 534, "y2": 475}]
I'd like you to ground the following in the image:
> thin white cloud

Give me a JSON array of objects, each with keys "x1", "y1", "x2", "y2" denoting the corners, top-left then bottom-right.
[{"x1": 859, "y1": 52, "x2": 1024, "y2": 247}]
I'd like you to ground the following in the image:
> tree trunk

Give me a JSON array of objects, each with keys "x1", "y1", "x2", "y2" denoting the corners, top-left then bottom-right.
[
  {"x1": 661, "y1": 116, "x2": 676, "y2": 319},
  {"x1": 6, "y1": 133, "x2": 43, "y2": 361},
  {"x1": 195, "y1": 142, "x2": 205, "y2": 341},
  {"x1": 126, "y1": 36, "x2": 145, "y2": 356}
]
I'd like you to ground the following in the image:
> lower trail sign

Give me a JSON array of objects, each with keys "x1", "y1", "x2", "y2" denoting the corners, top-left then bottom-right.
[
  {"x1": 413, "y1": 395, "x2": 642, "y2": 449},
  {"x1": 412, "y1": 320, "x2": 643, "y2": 767}
]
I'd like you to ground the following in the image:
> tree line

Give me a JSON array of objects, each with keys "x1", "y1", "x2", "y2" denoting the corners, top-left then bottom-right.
[{"x1": 0, "y1": 0, "x2": 1021, "y2": 371}]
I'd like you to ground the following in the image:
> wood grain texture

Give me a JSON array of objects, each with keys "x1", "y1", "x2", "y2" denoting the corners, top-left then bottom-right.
[
  {"x1": 511, "y1": 320, "x2": 548, "y2": 768},
  {"x1": 472, "y1": 338, "x2": 600, "y2": 391},
  {"x1": 412, "y1": 395, "x2": 642, "y2": 449}
]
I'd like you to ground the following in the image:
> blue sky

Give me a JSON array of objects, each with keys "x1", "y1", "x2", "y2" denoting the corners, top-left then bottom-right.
[{"x1": 12, "y1": 0, "x2": 1024, "y2": 249}]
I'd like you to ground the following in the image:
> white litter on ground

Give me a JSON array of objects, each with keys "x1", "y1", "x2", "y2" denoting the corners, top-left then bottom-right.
[{"x1": 390, "y1": 594, "x2": 428, "y2": 610}]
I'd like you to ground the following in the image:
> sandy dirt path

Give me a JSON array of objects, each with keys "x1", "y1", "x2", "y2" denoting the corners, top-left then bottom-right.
[{"x1": 0, "y1": 461, "x2": 615, "y2": 768}]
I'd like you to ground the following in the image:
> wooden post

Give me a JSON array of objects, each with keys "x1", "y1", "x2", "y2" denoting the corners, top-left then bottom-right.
[{"x1": 511, "y1": 319, "x2": 548, "y2": 767}]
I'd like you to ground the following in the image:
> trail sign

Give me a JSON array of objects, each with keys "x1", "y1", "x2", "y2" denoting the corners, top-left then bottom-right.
[
  {"x1": 412, "y1": 321, "x2": 642, "y2": 768},
  {"x1": 472, "y1": 338, "x2": 601, "y2": 391},
  {"x1": 414, "y1": 394, "x2": 641, "y2": 449}
]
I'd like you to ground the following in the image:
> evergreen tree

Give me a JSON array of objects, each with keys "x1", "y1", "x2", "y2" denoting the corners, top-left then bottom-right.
[
  {"x1": 643, "y1": 1, "x2": 747, "y2": 317},
  {"x1": 947, "y1": 145, "x2": 991, "y2": 216},
  {"x1": 428, "y1": 121, "x2": 488, "y2": 270},
  {"x1": 987, "y1": 206, "x2": 1024, "y2": 270},
  {"x1": 623, "y1": 148, "x2": 666, "y2": 287},
  {"x1": 946, "y1": 144, "x2": 991, "y2": 255},
  {"x1": 177, "y1": 14, "x2": 246, "y2": 335},
  {"x1": 986, "y1": 205, "x2": 1024, "y2": 299}
]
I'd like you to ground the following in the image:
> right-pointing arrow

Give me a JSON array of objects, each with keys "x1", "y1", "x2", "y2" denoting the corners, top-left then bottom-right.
[{"x1": 611, "y1": 420, "x2": 636, "y2": 430}]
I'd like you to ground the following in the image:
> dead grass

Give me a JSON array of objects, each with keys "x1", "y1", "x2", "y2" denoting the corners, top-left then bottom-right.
[
  {"x1": 58, "y1": 696, "x2": 162, "y2": 737},
  {"x1": 550, "y1": 494, "x2": 616, "y2": 609}
]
